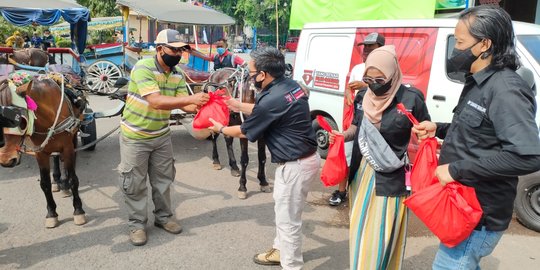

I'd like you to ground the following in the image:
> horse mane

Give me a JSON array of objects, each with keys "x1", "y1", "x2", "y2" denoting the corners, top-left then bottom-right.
[{"x1": 0, "y1": 78, "x2": 12, "y2": 106}]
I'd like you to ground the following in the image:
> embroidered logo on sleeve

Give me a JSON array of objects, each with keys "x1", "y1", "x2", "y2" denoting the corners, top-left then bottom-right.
[{"x1": 284, "y1": 87, "x2": 305, "y2": 104}]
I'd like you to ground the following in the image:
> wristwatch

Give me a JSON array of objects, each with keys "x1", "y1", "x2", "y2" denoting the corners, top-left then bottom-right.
[{"x1": 219, "y1": 126, "x2": 225, "y2": 134}]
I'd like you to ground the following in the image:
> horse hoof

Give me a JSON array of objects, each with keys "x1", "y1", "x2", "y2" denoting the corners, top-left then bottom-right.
[
  {"x1": 45, "y1": 217, "x2": 59, "y2": 228},
  {"x1": 231, "y1": 169, "x2": 240, "y2": 177},
  {"x1": 237, "y1": 191, "x2": 247, "y2": 200},
  {"x1": 52, "y1": 183, "x2": 59, "y2": 192},
  {"x1": 213, "y1": 164, "x2": 223, "y2": 170},
  {"x1": 60, "y1": 189, "x2": 72, "y2": 198},
  {"x1": 260, "y1": 185, "x2": 272, "y2": 193},
  {"x1": 74, "y1": 214, "x2": 87, "y2": 225}
]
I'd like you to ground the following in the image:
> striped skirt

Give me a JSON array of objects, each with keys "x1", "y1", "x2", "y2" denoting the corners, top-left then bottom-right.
[{"x1": 349, "y1": 158, "x2": 408, "y2": 270}]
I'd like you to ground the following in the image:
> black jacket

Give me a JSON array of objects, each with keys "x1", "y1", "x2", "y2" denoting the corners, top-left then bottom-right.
[{"x1": 348, "y1": 85, "x2": 430, "y2": 196}]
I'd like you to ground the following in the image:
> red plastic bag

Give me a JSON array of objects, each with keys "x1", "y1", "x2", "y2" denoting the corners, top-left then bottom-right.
[
  {"x1": 317, "y1": 116, "x2": 348, "y2": 186},
  {"x1": 404, "y1": 182, "x2": 483, "y2": 248},
  {"x1": 396, "y1": 103, "x2": 438, "y2": 192},
  {"x1": 343, "y1": 103, "x2": 354, "y2": 131},
  {"x1": 410, "y1": 138, "x2": 439, "y2": 192},
  {"x1": 192, "y1": 89, "x2": 230, "y2": 129}
]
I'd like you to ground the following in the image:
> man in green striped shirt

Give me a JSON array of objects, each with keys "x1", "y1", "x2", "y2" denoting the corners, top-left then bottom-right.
[{"x1": 118, "y1": 29, "x2": 209, "y2": 246}]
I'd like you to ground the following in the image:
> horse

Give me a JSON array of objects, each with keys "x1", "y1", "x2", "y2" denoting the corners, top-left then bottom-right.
[
  {"x1": 0, "y1": 76, "x2": 86, "y2": 228},
  {"x1": 0, "y1": 48, "x2": 49, "y2": 67},
  {"x1": 206, "y1": 67, "x2": 269, "y2": 199}
]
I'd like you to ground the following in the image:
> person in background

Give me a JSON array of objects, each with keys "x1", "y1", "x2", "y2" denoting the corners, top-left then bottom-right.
[
  {"x1": 329, "y1": 45, "x2": 430, "y2": 270},
  {"x1": 208, "y1": 47, "x2": 320, "y2": 270},
  {"x1": 31, "y1": 32, "x2": 42, "y2": 49},
  {"x1": 5, "y1": 31, "x2": 24, "y2": 49},
  {"x1": 412, "y1": 6, "x2": 540, "y2": 269},
  {"x1": 117, "y1": 29, "x2": 209, "y2": 246},
  {"x1": 329, "y1": 32, "x2": 386, "y2": 207},
  {"x1": 42, "y1": 30, "x2": 56, "y2": 50},
  {"x1": 189, "y1": 39, "x2": 245, "y2": 70},
  {"x1": 23, "y1": 33, "x2": 30, "y2": 48}
]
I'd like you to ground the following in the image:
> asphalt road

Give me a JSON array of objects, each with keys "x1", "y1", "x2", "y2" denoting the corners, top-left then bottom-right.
[{"x1": 0, "y1": 83, "x2": 539, "y2": 269}]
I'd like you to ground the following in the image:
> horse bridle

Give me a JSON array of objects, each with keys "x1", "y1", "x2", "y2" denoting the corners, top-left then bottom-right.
[{"x1": 18, "y1": 73, "x2": 80, "y2": 153}]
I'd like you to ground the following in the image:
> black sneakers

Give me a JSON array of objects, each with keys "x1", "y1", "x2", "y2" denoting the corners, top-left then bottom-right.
[{"x1": 329, "y1": 190, "x2": 347, "y2": 206}]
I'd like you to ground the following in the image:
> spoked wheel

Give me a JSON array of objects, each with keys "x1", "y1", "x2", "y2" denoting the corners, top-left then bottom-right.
[{"x1": 86, "y1": 60, "x2": 123, "y2": 95}]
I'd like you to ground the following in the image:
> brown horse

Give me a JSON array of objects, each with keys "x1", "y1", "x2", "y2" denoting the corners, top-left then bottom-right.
[
  {"x1": 0, "y1": 48, "x2": 49, "y2": 67},
  {"x1": 0, "y1": 77, "x2": 86, "y2": 228},
  {"x1": 207, "y1": 67, "x2": 269, "y2": 199}
]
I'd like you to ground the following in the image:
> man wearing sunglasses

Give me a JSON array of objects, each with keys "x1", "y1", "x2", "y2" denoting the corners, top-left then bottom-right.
[
  {"x1": 330, "y1": 32, "x2": 386, "y2": 207},
  {"x1": 189, "y1": 39, "x2": 245, "y2": 70},
  {"x1": 118, "y1": 29, "x2": 210, "y2": 246}
]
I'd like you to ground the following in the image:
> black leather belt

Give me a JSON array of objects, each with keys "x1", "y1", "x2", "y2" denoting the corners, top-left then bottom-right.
[{"x1": 277, "y1": 151, "x2": 316, "y2": 166}]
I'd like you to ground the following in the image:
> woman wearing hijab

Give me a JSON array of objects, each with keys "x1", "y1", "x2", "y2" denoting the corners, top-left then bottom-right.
[{"x1": 329, "y1": 45, "x2": 430, "y2": 269}]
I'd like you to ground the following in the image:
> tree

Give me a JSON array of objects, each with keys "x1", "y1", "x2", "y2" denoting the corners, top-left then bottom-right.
[
  {"x1": 76, "y1": 0, "x2": 120, "y2": 17},
  {"x1": 207, "y1": 0, "x2": 293, "y2": 45}
]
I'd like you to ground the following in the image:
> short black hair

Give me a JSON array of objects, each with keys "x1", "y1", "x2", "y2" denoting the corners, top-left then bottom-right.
[
  {"x1": 250, "y1": 47, "x2": 286, "y2": 79},
  {"x1": 459, "y1": 5, "x2": 520, "y2": 71},
  {"x1": 216, "y1": 38, "x2": 227, "y2": 45}
]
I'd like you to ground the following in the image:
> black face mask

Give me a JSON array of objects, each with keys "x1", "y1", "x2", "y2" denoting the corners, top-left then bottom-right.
[
  {"x1": 447, "y1": 42, "x2": 480, "y2": 74},
  {"x1": 369, "y1": 79, "x2": 393, "y2": 96},
  {"x1": 251, "y1": 72, "x2": 264, "y2": 91},
  {"x1": 161, "y1": 51, "x2": 181, "y2": 68}
]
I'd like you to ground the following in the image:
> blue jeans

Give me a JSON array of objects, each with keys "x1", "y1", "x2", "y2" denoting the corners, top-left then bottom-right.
[{"x1": 432, "y1": 227, "x2": 503, "y2": 270}]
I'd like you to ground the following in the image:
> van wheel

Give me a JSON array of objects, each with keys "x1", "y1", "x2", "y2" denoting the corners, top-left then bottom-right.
[
  {"x1": 515, "y1": 172, "x2": 540, "y2": 232},
  {"x1": 312, "y1": 116, "x2": 338, "y2": 159}
]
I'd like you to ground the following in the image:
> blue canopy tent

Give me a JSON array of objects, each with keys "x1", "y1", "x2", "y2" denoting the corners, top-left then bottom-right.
[{"x1": 0, "y1": 0, "x2": 90, "y2": 56}]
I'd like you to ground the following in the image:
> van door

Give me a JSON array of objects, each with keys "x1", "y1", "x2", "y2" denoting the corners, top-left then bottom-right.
[
  {"x1": 425, "y1": 27, "x2": 465, "y2": 123},
  {"x1": 516, "y1": 35, "x2": 540, "y2": 127},
  {"x1": 294, "y1": 29, "x2": 356, "y2": 131}
]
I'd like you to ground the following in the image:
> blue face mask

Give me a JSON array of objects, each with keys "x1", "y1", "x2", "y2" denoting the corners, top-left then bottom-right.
[{"x1": 216, "y1": 47, "x2": 226, "y2": 55}]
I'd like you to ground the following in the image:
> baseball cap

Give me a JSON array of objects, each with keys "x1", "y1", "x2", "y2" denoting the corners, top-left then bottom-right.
[
  {"x1": 155, "y1": 29, "x2": 191, "y2": 49},
  {"x1": 357, "y1": 33, "x2": 385, "y2": 46}
]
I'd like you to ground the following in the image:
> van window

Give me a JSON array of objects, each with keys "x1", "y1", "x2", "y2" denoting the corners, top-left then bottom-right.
[
  {"x1": 446, "y1": 36, "x2": 466, "y2": 83},
  {"x1": 517, "y1": 35, "x2": 540, "y2": 66},
  {"x1": 306, "y1": 35, "x2": 353, "y2": 91}
]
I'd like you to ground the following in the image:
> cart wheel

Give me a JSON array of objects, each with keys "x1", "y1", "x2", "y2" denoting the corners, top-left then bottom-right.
[
  {"x1": 86, "y1": 60, "x2": 123, "y2": 95},
  {"x1": 80, "y1": 108, "x2": 97, "y2": 151}
]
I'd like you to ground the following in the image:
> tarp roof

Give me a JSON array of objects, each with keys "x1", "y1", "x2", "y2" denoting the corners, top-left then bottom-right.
[
  {"x1": 116, "y1": 0, "x2": 235, "y2": 25},
  {"x1": 0, "y1": 0, "x2": 84, "y2": 9}
]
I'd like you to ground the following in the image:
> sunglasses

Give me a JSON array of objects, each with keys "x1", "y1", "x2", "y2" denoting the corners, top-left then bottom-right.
[
  {"x1": 163, "y1": 45, "x2": 187, "y2": 53},
  {"x1": 362, "y1": 76, "x2": 387, "y2": 85}
]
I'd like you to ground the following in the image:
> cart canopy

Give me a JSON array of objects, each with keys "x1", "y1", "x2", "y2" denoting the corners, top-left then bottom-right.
[
  {"x1": 0, "y1": 0, "x2": 90, "y2": 54},
  {"x1": 116, "y1": 0, "x2": 234, "y2": 25}
]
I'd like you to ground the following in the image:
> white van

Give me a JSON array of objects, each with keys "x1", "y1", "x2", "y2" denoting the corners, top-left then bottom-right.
[{"x1": 292, "y1": 18, "x2": 540, "y2": 231}]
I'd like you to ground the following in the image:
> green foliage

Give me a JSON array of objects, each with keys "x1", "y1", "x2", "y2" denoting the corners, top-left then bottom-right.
[
  {"x1": 56, "y1": 38, "x2": 72, "y2": 48},
  {"x1": 206, "y1": 0, "x2": 293, "y2": 44},
  {"x1": 76, "y1": 0, "x2": 120, "y2": 17},
  {"x1": 0, "y1": 17, "x2": 35, "y2": 44}
]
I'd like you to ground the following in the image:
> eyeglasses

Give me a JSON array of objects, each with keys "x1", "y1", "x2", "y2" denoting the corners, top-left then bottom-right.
[
  {"x1": 362, "y1": 76, "x2": 387, "y2": 85},
  {"x1": 163, "y1": 45, "x2": 187, "y2": 53}
]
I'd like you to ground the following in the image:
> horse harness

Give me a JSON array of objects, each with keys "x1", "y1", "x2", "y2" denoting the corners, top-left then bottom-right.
[{"x1": 9, "y1": 73, "x2": 81, "y2": 153}]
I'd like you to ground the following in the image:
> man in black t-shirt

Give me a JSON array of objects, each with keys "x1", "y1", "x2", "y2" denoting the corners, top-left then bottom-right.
[{"x1": 209, "y1": 47, "x2": 320, "y2": 270}]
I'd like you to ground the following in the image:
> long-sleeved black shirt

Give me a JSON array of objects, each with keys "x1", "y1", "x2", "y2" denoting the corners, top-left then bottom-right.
[{"x1": 436, "y1": 66, "x2": 540, "y2": 231}]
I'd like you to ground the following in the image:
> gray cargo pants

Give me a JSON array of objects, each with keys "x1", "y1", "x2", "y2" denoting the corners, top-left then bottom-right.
[{"x1": 118, "y1": 134, "x2": 176, "y2": 230}]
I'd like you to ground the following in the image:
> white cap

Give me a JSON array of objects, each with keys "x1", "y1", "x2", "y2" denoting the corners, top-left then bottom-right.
[{"x1": 155, "y1": 29, "x2": 190, "y2": 49}]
